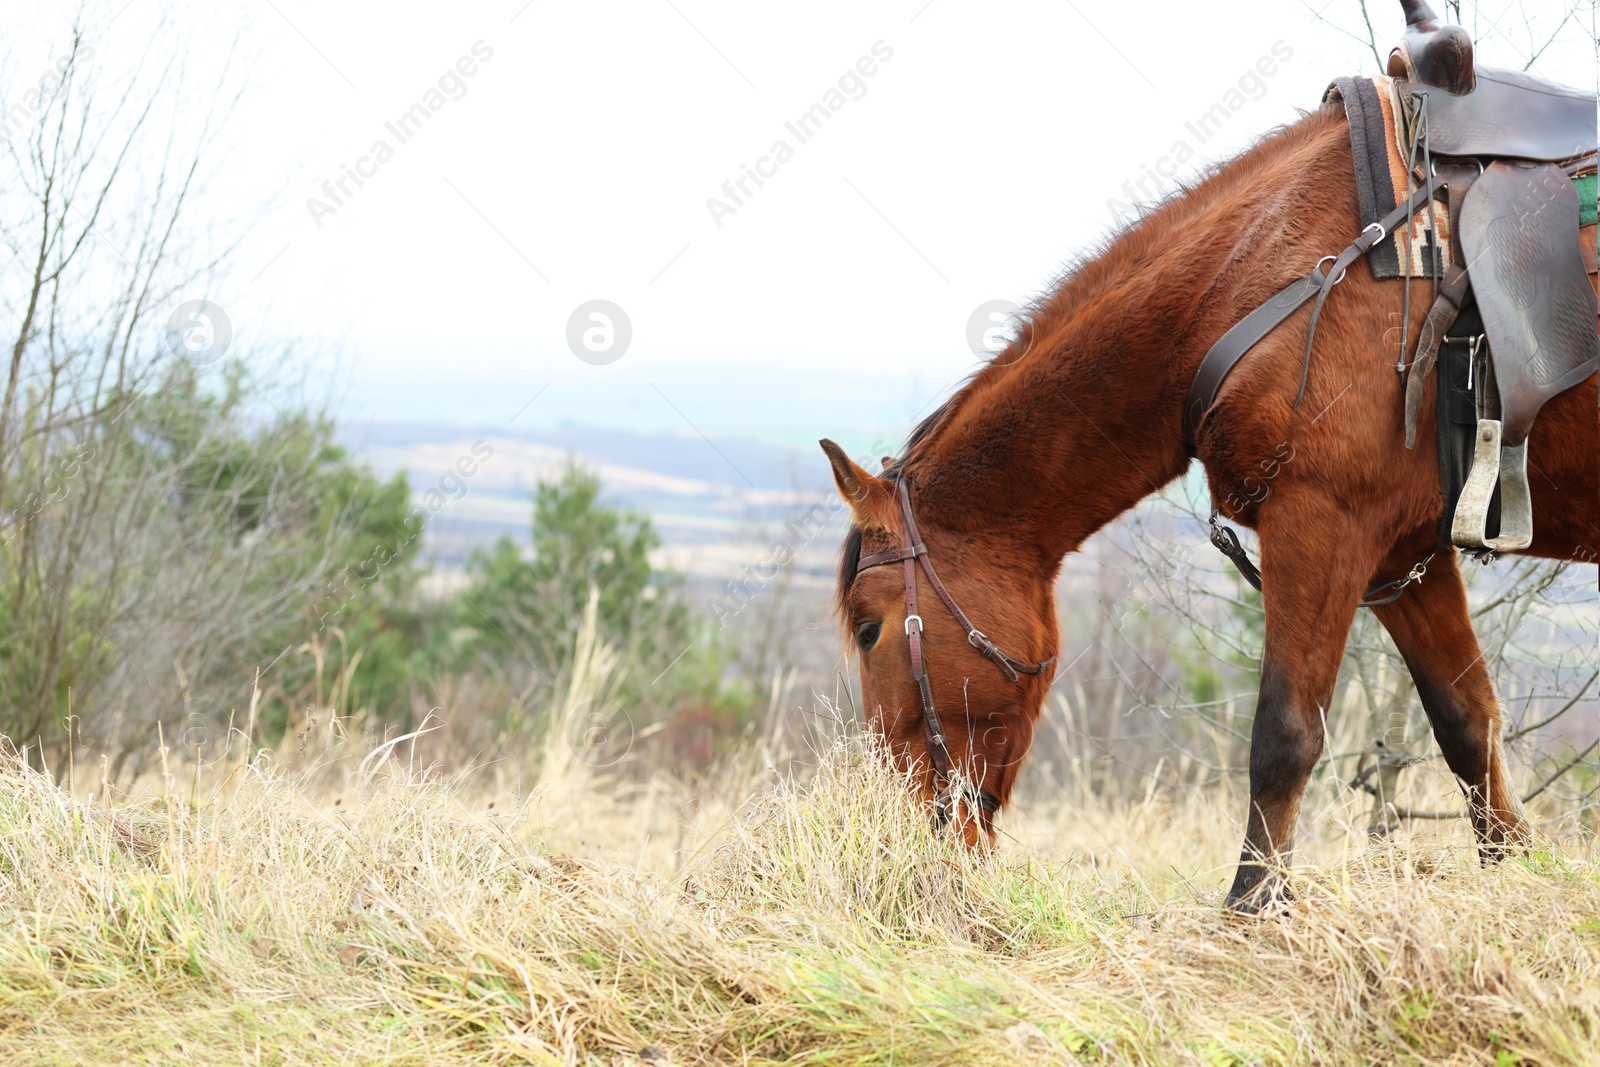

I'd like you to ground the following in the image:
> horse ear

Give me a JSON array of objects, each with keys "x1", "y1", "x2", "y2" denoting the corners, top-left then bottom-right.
[{"x1": 819, "y1": 439, "x2": 897, "y2": 530}]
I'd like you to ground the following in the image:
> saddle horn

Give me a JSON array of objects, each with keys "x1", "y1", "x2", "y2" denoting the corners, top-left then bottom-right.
[
  {"x1": 1398, "y1": 0, "x2": 1440, "y2": 29},
  {"x1": 1389, "y1": 0, "x2": 1475, "y2": 94}
]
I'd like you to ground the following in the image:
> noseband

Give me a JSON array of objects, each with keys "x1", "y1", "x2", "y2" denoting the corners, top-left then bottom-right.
[{"x1": 854, "y1": 478, "x2": 1055, "y2": 823}]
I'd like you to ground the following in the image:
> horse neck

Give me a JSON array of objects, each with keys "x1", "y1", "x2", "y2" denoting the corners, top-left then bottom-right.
[
  {"x1": 908, "y1": 290, "x2": 1194, "y2": 565},
  {"x1": 907, "y1": 112, "x2": 1346, "y2": 565}
]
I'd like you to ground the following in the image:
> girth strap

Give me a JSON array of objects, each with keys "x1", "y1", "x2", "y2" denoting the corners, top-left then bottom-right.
[{"x1": 1207, "y1": 509, "x2": 1435, "y2": 609}]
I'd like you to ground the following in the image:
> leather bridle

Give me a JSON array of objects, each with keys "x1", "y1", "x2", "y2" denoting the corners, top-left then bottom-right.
[{"x1": 853, "y1": 478, "x2": 1055, "y2": 824}]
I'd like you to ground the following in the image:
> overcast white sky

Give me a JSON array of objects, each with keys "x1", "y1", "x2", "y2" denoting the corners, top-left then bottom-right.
[{"x1": 7, "y1": 0, "x2": 1597, "y2": 443}]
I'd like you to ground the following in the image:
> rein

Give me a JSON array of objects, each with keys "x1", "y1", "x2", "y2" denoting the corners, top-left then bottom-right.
[{"x1": 854, "y1": 478, "x2": 1054, "y2": 822}]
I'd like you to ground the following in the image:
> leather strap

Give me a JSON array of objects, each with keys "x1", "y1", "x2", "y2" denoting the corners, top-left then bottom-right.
[
  {"x1": 1183, "y1": 180, "x2": 1439, "y2": 451},
  {"x1": 894, "y1": 480, "x2": 1054, "y2": 684},
  {"x1": 1562, "y1": 152, "x2": 1599, "y2": 176},
  {"x1": 1208, "y1": 515, "x2": 1262, "y2": 589},
  {"x1": 1208, "y1": 508, "x2": 1435, "y2": 609},
  {"x1": 901, "y1": 534, "x2": 948, "y2": 778},
  {"x1": 856, "y1": 544, "x2": 925, "y2": 570},
  {"x1": 854, "y1": 478, "x2": 1053, "y2": 814},
  {"x1": 1403, "y1": 262, "x2": 1470, "y2": 448},
  {"x1": 1183, "y1": 273, "x2": 1323, "y2": 447},
  {"x1": 935, "y1": 786, "x2": 1000, "y2": 826}
]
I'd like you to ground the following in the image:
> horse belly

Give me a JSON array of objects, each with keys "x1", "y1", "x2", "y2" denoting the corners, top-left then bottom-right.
[
  {"x1": 1526, "y1": 371, "x2": 1598, "y2": 564},
  {"x1": 1523, "y1": 255, "x2": 1596, "y2": 564}
]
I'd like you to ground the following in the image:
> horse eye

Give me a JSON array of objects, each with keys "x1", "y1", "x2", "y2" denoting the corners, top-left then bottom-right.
[{"x1": 855, "y1": 621, "x2": 882, "y2": 651}]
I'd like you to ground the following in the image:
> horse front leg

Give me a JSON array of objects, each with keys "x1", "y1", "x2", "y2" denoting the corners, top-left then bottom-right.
[
  {"x1": 1225, "y1": 496, "x2": 1380, "y2": 911},
  {"x1": 1368, "y1": 537, "x2": 1530, "y2": 853}
]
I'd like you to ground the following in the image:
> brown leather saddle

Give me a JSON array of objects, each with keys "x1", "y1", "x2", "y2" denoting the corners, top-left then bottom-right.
[
  {"x1": 1389, "y1": 0, "x2": 1597, "y2": 552},
  {"x1": 1183, "y1": 0, "x2": 1596, "y2": 588},
  {"x1": 1183, "y1": 0, "x2": 1597, "y2": 559}
]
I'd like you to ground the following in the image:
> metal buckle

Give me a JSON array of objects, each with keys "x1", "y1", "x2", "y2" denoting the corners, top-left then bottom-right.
[
  {"x1": 967, "y1": 628, "x2": 991, "y2": 651},
  {"x1": 1208, "y1": 513, "x2": 1239, "y2": 554},
  {"x1": 1362, "y1": 221, "x2": 1387, "y2": 243},
  {"x1": 904, "y1": 614, "x2": 923, "y2": 635},
  {"x1": 1442, "y1": 333, "x2": 1485, "y2": 389},
  {"x1": 1450, "y1": 334, "x2": 1484, "y2": 389}
]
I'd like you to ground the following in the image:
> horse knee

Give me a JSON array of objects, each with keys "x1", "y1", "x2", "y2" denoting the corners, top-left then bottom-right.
[
  {"x1": 1433, "y1": 714, "x2": 1493, "y2": 781},
  {"x1": 1248, "y1": 705, "x2": 1324, "y2": 797},
  {"x1": 1412, "y1": 674, "x2": 1496, "y2": 779}
]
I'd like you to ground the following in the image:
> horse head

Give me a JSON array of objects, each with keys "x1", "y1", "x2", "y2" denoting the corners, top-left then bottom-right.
[{"x1": 821, "y1": 439, "x2": 1058, "y2": 845}]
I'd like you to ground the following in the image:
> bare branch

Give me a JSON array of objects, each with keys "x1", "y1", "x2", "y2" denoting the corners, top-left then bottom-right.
[
  {"x1": 1505, "y1": 670, "x2": 1599, "y2": 741},
  {"x1": 1356, "y1": 0, "x2": 1387, "y2": 70},
  {"x1": 1521, "y1": 738, "x2": 1600, "y2": 804},
  {"x1": 1524, "y1": 1, "x2": 1580, "y2": 69}
]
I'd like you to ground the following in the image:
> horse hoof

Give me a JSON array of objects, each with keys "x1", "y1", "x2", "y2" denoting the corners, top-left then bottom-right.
[{"x1": 1225, "y1": 869, "x2": 1296, "y2": 915}]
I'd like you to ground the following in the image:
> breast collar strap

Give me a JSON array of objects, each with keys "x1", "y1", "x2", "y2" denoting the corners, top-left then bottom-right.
[{"x1": 1182, "y1": 179, "x2": 1441, "y2": 452}]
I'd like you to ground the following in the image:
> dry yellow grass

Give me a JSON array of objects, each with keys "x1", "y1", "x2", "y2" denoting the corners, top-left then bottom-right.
[
  {"x1": 1, "y1": 724, "x2": 1598, "y2": 1067},
  {"x1": 3, "y1": 595, "x2": 1596, "y2": 1064}
]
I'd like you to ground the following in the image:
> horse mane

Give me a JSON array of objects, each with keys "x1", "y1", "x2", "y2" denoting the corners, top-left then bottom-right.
[{"x1": 834, "y1": 103, "x2": 1348, "y2": 619}]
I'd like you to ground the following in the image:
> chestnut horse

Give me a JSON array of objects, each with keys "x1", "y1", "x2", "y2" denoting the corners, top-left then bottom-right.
[{"x1": 822, "y1": 104, "x2": 1599, "y2": 909}]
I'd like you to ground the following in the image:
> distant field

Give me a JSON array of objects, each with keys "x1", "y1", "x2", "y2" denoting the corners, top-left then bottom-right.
[
  {"x1": 3, "y1": 725, "x2": 1598, "y2": 1066},
  {"x1": 345, "y1": 421, "x2": 830, "y2": 571}
]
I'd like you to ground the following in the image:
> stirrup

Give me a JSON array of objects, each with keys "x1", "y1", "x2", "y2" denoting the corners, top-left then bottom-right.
[{"x1": 1450, "y1": 419, "x2": 1533, "y2": 551}]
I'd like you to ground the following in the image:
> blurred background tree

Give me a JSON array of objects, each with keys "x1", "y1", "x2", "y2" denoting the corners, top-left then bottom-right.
[{"x1": 459, "y1": 461, "x2": 690, "y2": 680}]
